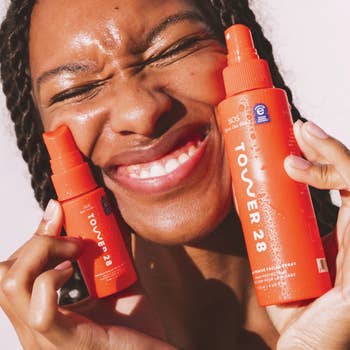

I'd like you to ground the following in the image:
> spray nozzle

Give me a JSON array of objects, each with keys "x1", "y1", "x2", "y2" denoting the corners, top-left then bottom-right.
[
  {"x1": 43, "y1": 125, "x2": 97, "y2": 201},
  {"x1": 225, "y1": 24, "x2": 259, "y2": 64},
  {"x1": 222, "y1": 24, "x2": 273, "y2": 96},
  {"x1": 43, "y1": 125, "x2": 84, "y2": 174}
]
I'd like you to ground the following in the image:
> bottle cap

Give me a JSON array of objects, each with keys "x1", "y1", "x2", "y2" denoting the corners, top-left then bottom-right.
[
  {"x1": 223, "y1": 24, "x2": 273, "y2": 96},
  {"x1": 43, "y1": 125, "x2": 97, "y2": 201}
]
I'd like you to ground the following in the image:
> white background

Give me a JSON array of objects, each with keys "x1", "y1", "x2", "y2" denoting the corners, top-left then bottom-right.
[{"x1": 0, "y1": 0, "x2": 349, "y2": 348}]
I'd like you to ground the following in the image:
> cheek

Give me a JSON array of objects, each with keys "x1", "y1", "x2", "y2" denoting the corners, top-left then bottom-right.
[
  {"x1": 165, "y1": 53, "x2": 227, "y2": 106},
  {"x1": 39, "y1": 105, "x2": 108, "y2": 157}
]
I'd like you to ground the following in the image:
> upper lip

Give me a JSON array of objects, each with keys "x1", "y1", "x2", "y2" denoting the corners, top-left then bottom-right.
[{"x1": 104, "y1": 123, "x2": 209, "y2": 169}]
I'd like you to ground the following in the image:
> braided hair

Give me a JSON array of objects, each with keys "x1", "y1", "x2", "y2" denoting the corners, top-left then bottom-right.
[
  {"x1": 0, "y1": 0, "x2": 87, "y2": 304},
  {"x1": 0, "y1": 0, "x2": 338, "y2": 304},
  {"x1": 0, "y1": 0, "x2": 55, "y2": 209}
]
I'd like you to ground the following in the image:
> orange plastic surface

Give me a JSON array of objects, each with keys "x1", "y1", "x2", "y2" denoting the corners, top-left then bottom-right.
[
  {"x1": 218, "y1": 25, "x2": 331, "y2": 305},
  {"x1": 43, "y1": 125, "x2": 97, "y2": 201},
  {"x1": 43, "y1": 126, "x2": 137, "y2": 298}
]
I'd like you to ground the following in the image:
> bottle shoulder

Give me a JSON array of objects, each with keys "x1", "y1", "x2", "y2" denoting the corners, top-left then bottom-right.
[{"x1": 61, "y1": 186, "x2": 103, "y2": 204}]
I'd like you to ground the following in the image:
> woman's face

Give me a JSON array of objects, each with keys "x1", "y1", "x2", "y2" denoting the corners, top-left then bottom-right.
[{"x1": 29, "y1": 0, "x2": 232, "y2": 244}]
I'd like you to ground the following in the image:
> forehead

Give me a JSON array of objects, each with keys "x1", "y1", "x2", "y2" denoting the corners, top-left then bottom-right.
[
  {"x1": 30, "y1": 0, "x2": 199, "y2": 41},
  {"x1": 29, "y1": 0, "x2": 201, "y2": 76}
]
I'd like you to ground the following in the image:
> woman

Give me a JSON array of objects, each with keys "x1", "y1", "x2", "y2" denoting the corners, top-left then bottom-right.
[{"x1": 0, "y1": 0, "x2": 349, "y2": 349}]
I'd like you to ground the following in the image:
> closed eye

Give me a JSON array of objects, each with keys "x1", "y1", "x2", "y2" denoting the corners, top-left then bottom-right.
[
  {"x1": 142, "y1": 30, "x2": 216, "y2": 68},
  {"x1": 48, "y1": 79, "x2": 108, "y2": 106}
]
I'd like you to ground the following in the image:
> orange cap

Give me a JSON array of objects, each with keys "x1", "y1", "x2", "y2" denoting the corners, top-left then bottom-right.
[
  {"x1": 43, "y1": 125, "x2": 97, "y2": 201},
  {"x1": 223, "y1": 24, "x2": 273, "y2": 96}
]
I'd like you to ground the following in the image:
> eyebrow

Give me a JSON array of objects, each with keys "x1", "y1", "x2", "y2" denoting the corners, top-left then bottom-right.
[
  {"x1": 36, "y1": 62, "x2": 95, "y2": 92},
  {"x1": 35, "y1": 10, "x2": 205, "y2": 92},
  {"x1": 144, "y1": 11, "x2": 205, "y2": 47}
]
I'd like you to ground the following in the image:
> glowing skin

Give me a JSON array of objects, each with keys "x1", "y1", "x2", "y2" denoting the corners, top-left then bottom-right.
[
  {"x1": 0, "y1": 1, "x2": 295, "y2": 348},
  {"x1": 3, "y1": 1, "x2": 349, "y2": 349},
  {"x1": 29, "y1": 0, "x2": 232, "y2": 244}
]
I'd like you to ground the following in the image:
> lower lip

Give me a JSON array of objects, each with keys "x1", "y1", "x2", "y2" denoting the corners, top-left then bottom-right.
[{"x1": 107, "y1": 136, "x2": 209, "y2": 194}]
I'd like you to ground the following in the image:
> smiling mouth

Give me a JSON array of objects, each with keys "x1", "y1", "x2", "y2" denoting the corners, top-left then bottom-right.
[
  {"x1": 105, "y1": 127, "x2": 210, "y2": 193},
  {"x1": 119, "y1": 136, "x2": 204, "y2": 179}
]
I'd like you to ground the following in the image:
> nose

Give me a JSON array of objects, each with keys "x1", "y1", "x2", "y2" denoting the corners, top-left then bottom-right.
[{"x1": 106, "y1": 79, "x2": 173, "y2": 137}]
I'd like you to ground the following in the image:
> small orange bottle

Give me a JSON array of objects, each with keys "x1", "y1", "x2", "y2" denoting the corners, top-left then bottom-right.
[
  {"x1": 217, "y1": 25, "x2": 332, "y2": 305},
  {"x1": 43, "y1": 126, "x2": 137, "y2": 298}
]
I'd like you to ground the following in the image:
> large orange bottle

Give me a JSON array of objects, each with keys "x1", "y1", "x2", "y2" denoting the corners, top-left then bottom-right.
[
  {"x1": 43, "y1": 126, "x2": 137, "y2": 298},
  {"x1": 217, "y1": 25, "x2": 331, "y2": 305}
]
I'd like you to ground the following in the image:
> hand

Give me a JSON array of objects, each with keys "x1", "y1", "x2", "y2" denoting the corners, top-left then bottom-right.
[
  {"x1": 0, "y1": 200, "x2": 175, "y2": 350},
  {"x1": 267, "y1": 120, "x2": 350, "y2": 350}
]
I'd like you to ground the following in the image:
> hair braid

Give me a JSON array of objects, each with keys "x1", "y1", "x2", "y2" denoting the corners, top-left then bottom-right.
[
  {"x1": 0, "y1": 0, "x2": 339, "y2": 308},
  {"x1": 0, "y1": 0, "x2": 87, "y2": 304},
  {"x1": 0, "y1": 0, "x2": 55, "y2": 209}
]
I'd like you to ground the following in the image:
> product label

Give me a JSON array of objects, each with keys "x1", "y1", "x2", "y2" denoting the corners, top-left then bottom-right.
[
  {"x1": 316, "y1": 258, "x2": 329, "y2": 273},
  {"x1": 254, "y1": 103, "x2": 270, "y2": 124},
  {"x1": 252, "y1": 261, "x2": 297, "y2": 292},
  {"x1": 234, "y1": 141, "x2": 267, "y2": 254},
  {"x1": 63, "y1": 188, "x2": 136, "y2": 297},
  {"x1": 95, "y1": 264, "x2": 126, "y2": 282},
  {"x1": 87, "y1": 212, "x2": 113, "y2": 267},
  {"x1": 218, "y1": 90, "x2": 331, "y2": 304}
]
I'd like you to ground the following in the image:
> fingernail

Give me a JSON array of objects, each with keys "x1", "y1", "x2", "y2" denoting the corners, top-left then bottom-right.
[
  {"x1": 54, "y1": 260, "x2": 72, "y2": 271},
  {"x1": 305, "y1": 121, "x2": 328, "y2": 139},
  {"x1": 43, "y1": 199, "x2": 58, "y2": 222},
  {"x1": 286, "y1": 155, "x2": 312, "y2": 170}
]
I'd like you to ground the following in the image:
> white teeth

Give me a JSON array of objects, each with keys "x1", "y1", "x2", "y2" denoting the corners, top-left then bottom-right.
[
  {"x1": 188, "y1": 145, "x2": 197, "y2": 157},
  {"x1": 126, "y1": 139, "x2": 203, "y2": 179},
  {"x1": 150, "y1": 164, "x2": 166, "y2": 177},
  {"x1": 140, "y1": 169, "x2": 150, "y2": 179},
  {"x1": 127, "y1": 165, "x2": 140, "y2": 176},
  {"x1": 178, "y1": 153, "x2": 190, "y2": 164},
  {"x1": 165, "y1": 159, "x2": 180, "y2": 173},
  {"x1": 127, "y1": 165, "x2": 139, "y2": 172}
]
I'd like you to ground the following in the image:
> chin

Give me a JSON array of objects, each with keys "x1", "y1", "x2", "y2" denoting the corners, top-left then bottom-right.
[{"x1": 122, "y1": 191, "x2": 232, "y2": 246}]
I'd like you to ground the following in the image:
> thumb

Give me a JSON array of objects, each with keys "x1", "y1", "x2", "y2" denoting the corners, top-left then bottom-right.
[
  {"x1": 284, "y1": 120, "x2": 350, "y2": 192},
  {"x1": 36, "y1": 199, "x2": 63, "y2": 237},
  {"x1": 6, "y1": 199, "x2": 63, "y2": 261}
]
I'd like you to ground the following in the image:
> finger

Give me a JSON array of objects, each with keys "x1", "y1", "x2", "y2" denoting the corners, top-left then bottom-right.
[
  {"x1": 300, "y1": 121, "x2": 350, "y2": 188},
  {"x1": 29, "y1": 260, "x2": 76, "y2": 341},
  {"x1": 293, "y1": 120, "x2": 322, "y2": 163},
  {"x1": 1, "y1": 236, "x2": 82, "y2": 324},
  {"x1": 6, "y1": 200, "x2": 63, "y2": 262},
  {"x1": 333, "y1": 204, "x2": 350, "y2": 286},
  {"x1": 0, "y1": 259, "x2": 42, "y2": 348},
  {"x1": 7, "y1": 199, "x2": 79, "y2": 301},
  {"x1": 284, "y1": 155, "x2": 345, "y2": 190},
  {"x1": 287, "y1": 121, "x2": 350, "y2": 208},
  {"x1": 36, "y1": 199, "x2": 63, "y2": 237},
  {"x1": 335, "y1": 217, "x2": 350, "y2": 296},
  {"x1": 335, "y1": 205, "x2": 350, "y2": 248},
  {"x1": 0, "y1": 259, "x2": 21, "y2": 321},
  {"x1": 0, "y1": 259, "x2": 15, "y2": 282}
]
